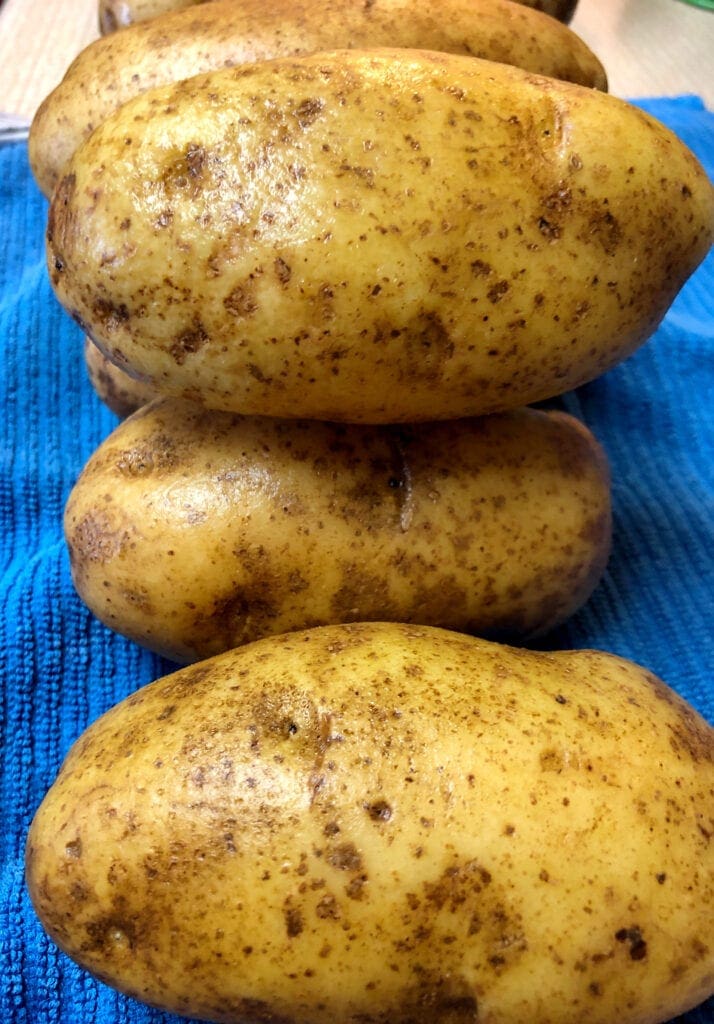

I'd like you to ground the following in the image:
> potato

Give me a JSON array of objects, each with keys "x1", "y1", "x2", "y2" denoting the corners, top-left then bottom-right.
[
  {"x1": 64, "y1": 400, "x2": 610, "y2": 662},
  {"x1": 98, "y1": 0, "x2": 580, "y2": 35},
  {"x1": 26, "y1": 621, "x2": 714, "y2": 1023},
  {"x1": 99, "y1": 0, "x2": 197, "y2": 33},
  {"x1": 46, "y1": 50, "x2": 713, "y2": 424},
  {"x1": 31, "y1": 0, "x2": 607, "y2": 200},
  {"x1": 84, "y1": 337, "x2": 158, "y2": 417}
]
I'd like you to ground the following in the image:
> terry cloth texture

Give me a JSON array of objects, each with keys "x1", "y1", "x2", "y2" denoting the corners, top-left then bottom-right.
[{"x1": 1, "y1": 96, "x2": 713, "y2": 1023}]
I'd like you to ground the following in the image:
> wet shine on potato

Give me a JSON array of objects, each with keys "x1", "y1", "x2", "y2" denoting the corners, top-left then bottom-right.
[
  {"x1": 31, "y1": 0, "x2": 607, "y2": 198},
  {"x1": 46, "y1": 49, "x2": 714, "y2": 423}
]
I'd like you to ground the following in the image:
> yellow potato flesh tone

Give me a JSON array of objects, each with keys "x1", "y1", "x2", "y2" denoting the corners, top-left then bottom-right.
[
  {"x1": 32, "y1": 0, "x2": 607, "y2": 198},
  {"x1": 26, "y1": 623, "x2": 714, "y2": 1023},
  {"x1": 46, "y1": 50, "x2": 713, "y2": 423},
  {"x1": 64, "y1": 401, "x2": 611, "y2": 661}
]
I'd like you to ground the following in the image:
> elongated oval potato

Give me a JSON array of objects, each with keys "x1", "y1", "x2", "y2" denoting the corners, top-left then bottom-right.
[
  {"x1": 98, "y1": 0, "x2": 580, "y2": 35},
  {"x1": 64, "y1": 401, "x2": 611, "y2": 662},
  {"x1": 84, "y1": 337, "x2": 158, "y2": 417},
  {"x1": 32, "y1": 0, "x2": 607, "y2": 199},
  {"x1": 26, "y1": 622, "x2": 714, "y2": 1023},
  {"x1": 47, "y1": 50, "x2": 713, "y2": 424}
]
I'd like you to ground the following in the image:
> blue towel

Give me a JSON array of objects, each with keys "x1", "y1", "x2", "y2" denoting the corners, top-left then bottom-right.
[{"x1": 1, "y1": 95, "x2": 712, "y2": 1023}]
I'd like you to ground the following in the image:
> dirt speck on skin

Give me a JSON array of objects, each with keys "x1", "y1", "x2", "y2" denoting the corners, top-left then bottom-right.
[
  {"x1": 402, "y1": 313, "x2": 455, "y2": 381},
  {"x1": 68, "y1": 510, "x2": 130, "y2": 574},
  {"x1": 169, "y1": 322, "x2": 209, "y2": 365},
  {"x1": 284, "y1": 903, "x2": 304, "y2": 938},
  {"x1": 115, "y1": 435, "x2": 179, "y2": 476}
]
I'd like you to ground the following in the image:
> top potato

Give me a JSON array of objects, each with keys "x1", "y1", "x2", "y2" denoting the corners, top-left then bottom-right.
[
  {"x1": 47, "y1": 49, "x2": 713, "y2": 423},
  {"x1": 98, "y1": 0, "x2": 580, "y2": 34},
  {"x1": 31, "y1": 0, "x2": 606, "y2": 199}
]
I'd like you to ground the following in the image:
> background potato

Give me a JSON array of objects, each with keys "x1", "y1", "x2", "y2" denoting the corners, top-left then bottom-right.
[
  {"x1": 64, "y1": 401, "x2": 611, "y2": 662},
  {"x1": 98, "y1": 0, "x2": 580, "y2": 35},
  {"x1": 26, "y1": 622, "x2": 714, "y2": 1023},
  {"x1": 47, "y1": 50, "x2": 714, "y2": 424},
  {"x1": 84, "y1": 337, "x2": 158, "y2": 417},
  {"x1": 32, "y1": 0, "x2": 607, "y2": 199}
]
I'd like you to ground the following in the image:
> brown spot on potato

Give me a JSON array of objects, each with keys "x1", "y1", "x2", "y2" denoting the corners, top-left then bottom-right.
[
  {"x1": 346, "y1": 875, "x2": 368, "y2": 901},
  {"x1": 538, "y1": 217, "x2": 561, "y2": 240},
  {"x1": 327, "y1": 842, "x2": 362, "y2": 871},
  {"x1": 274, "y1": 257, "x2": 292, "y2": 284},
  {"x1": 92, "y1": 298, "x2": 130, "y2": 333},
  {"x1": 365, "y1": 800, "x2": 393, "y2": 822},
  {"x1": 284, "y1": 904, "x2": 304, "y2": 938},
  {"x1": 588, "y1": 208, "x2": 622, "y2": 257},
  {"x1": 69, "y1": 511, "x2": 130, "y2": 570},
  {"x1": 331, "y1": 567, "x2": 394, "y2": 620},
  {"x1": 293, "y1": 97, "x2": 325, "y2": 129},
  {"x1": 487, "y1": 280, "x2": 510, "y2": 303},
  {"x1": 186, "y1": 144, "x2": 207, "y2": 178},
  {"x1": 400, "y1": 972, "x2": 479, "y2": 1022},
  {"x1": 315, "y1": 893, "x2": 341, "y2": 920},
  {"x1": 83, "y1": 916, "x2": 137, "y2": 955},
  {"x1": 65, "y1": 839, "x2": 82, "y2": 859},
  {"x1": 169, "y1": 322, "x2": 208, "y2": 365},
  {"x1": 115, "y1": 436, "x2": 179, "y2": 476},
  {"x1": 470, "y1": 259, "x2": 491, "y2": 277},
  {"x1": 224, "y1": 285, "x2": 258, "y2": 318},
  {"x1": 540, "y1": 748, "x2": 564, "y2": 771},
  {"x1": 615, "y1": 926, "x2": 648, "y2": 961},
  {"x1": 403, "y1": 312, "x2": 454, "y2": 381}
]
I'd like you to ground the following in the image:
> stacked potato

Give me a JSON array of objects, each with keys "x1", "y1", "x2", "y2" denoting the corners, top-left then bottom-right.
[
  {"x1": 26, "y1": 4, "x2": 714, "y2": 1024},
  {"x1": 96, "y1": 0, "x2": 581, "y2": 34}
]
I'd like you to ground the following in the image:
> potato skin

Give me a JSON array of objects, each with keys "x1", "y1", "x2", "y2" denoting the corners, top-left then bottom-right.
[
  {"x1": 46, "y1": 50, "x2": 713, "y2": 424},
  {"x1": 32, "y1": 0, "x2": 607, "y2": 200},
  {"x1": 97, "y1": 0, "x2": 579, "y2": 35},
  {"x1": 64, "y1": 401, "x2": 611, "y2": 662},
  {"x1": 84, "y1": 337, "x2": 158, "y2": 417},
  {"x1": 26, "y1": 622, "x2": 714, "y2": 1023}
]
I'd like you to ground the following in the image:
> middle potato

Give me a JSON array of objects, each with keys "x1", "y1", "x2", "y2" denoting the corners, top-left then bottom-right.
[{"x1": 64, "y1": 401, "x2": 611, "y2": 663}]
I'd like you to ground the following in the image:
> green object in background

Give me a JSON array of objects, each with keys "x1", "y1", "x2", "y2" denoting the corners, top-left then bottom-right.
[{"x1": 676, "y1": 0, "x2": 714, "y2": 9}]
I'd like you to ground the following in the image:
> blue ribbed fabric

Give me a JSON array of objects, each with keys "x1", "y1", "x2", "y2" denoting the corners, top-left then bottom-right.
[{"x1": 1, "y1": 96, "x2": 712, "y2": 1023}]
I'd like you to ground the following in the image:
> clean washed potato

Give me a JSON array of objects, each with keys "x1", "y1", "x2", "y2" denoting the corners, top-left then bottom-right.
[
  {"x1": 46, "y1": 50, "x2": 714, "y2": 424},
  {"x1": 26, "y1": 622, "x2": 714, "y2": 1023},
  {"x1": 84, "y1": 337, "x2": 158, "y2": 417},
  {"x1": 32, "y1": 0, "x2": 607, "y2": 199},
  {"x1": 98, "y1": 0, "x2": 580, "y2": 34},
  {"x1": 64, "y1": 401, "x2": 611, "y2": 662}
]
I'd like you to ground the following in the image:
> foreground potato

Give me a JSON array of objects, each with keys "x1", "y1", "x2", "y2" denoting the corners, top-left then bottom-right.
[
  {"x1": 26, "y1": 622, "x2": 714, "y2": 1023},
  {"x1": 32, "y1": 0, "x2": 607, "y2": 198},
  {"x1": 47, "y1": 50, "x2": 713, "y2": 423},
  {"x1": 98, "y1": 0, "x2": 580, "y2": 34},
  {"x1": 84, "y1": 337, "x2": 158, "y2": 417},
  {"x1": 64, "y1": 401, "x2": 610, "y2": 662}
]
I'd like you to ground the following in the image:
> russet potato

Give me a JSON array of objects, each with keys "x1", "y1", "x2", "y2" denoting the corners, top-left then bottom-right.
[
  {"x1": 31, "y1": 0, "x2": 607, "y2": 200},
  {"x1": 98, "y1": 0, "x2": 580, "y2": 35},
  {"x1": 26, "y1": 622, "x2": 714, "y2": 1023},
  {"x1": 46, "y1": 49, "x2": 714, "y2": 424},
  {"x1": 84, "y1": 337, "x2": 158, "y2": 417},
  {"x1": 64, "y1": 400, "x2": 610, "y2": 662}
]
